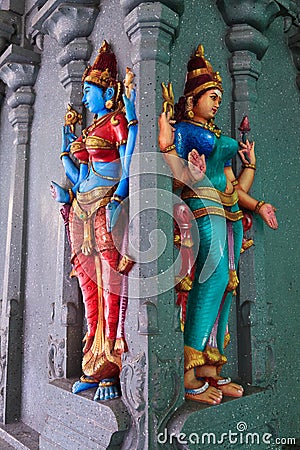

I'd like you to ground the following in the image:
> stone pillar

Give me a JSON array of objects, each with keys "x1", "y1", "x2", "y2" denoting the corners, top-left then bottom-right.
[
  {"x1": 0, "y1": 44, "x2": 40, "y2": 423},
  {"x1": 0, "y1": 80, "x2": 5, "y2": 106},
  {"x1": 120, "y1": 2, "x2": 183, "y2": 448},
  {"x1": 288, "y1": 26, "x2": 300, "y2": 90},
  {"x1": 217, "y1": 0, "x2": 298, "y2": 386},
  {"x1": 30, "y1": 0, "x2": 100, "y2": 380}
]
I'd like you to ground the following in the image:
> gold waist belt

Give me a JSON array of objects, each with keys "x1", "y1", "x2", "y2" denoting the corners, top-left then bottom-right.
[
  {"x1": 72, "y1": 186, "x2": 116, "y2": 256},
  {"x1": 182, "y1": 186, "x2": 239, "y2": 207},
  {"x1": 193, "y1": 206, "x2": 243, "y2": 222},
  {"x1": 73, "y1": 185, "x2": 116, "y2": 221}
]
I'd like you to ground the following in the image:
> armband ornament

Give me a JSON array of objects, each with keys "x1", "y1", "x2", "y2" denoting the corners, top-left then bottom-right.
[{"x1": 161, "y1": 143, "x2": 176, "y2": 153}]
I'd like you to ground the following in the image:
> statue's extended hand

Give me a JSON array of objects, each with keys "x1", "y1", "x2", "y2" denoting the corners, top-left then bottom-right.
[
  {"x1": 123, "y1": 89, "x2": 137, "y2": 123},
  {"x1": 158, "y1": 111, "x2": 175, "y2": 150},
  {"x1": 188, "y1": 149, "x2": 206, "y2": 182},
  {"x1": 50, "y1": 181, "x2": 70, "y2": 204},
  {"x1": 106, "y1": 200, "x2": 122, "y2": 232},
  {"x1": 61, "y1": 125, "x2": 77, "y2": 153},
  {"x1": 259, "y1": 203, "x2": 278, "y2": 229},
  {"x1": 238, "y1": 139, "x2": 256, "y2": 165}
]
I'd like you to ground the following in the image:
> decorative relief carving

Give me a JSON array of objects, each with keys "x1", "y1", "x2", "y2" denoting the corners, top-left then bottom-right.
[
  {"x1": 120, "y1": 352, "x2": 146, "y2": 450},
  {"x1": 48, "y1": 335, "x2": 65, "y2": 380}
]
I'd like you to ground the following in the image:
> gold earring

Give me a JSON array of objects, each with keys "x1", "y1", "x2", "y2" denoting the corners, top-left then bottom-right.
[
  {"x1": 105, "y1": 99, "x2": 113, "y2": 110},
  {"x1": 185, "y1": 96, "x2": 194, "y2": 119}
]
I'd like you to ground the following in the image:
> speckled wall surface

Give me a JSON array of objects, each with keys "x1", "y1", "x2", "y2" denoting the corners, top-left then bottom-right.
[{"x1": 0, "y1": 0, "x2": 299, "y2": 448}]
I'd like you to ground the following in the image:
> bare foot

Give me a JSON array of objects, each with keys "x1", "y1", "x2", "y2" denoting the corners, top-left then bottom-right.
[
  {"x1": 214, "y1": 377, "x2": 244, "y2": 397},
  {"x1": 185, "y1": 384, "x2": 223, "y2": 405},
  {"x1": 184, "y1": 368, "x2": 222, "y2": 405},
  {"x1": 195, "y1": 365, "x2": 244, "y2": 398},
  {"x1": 202, "y1": 376, "x2": 244, "y2": 397}
]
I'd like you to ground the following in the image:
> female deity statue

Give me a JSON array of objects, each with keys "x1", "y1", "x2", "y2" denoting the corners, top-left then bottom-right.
[
  {"x1": 51, "y1": 41, "x2": 138, "y2": 401},
  {"x1": 158, "y1": 45, "x2": 277, "y2": 405}
]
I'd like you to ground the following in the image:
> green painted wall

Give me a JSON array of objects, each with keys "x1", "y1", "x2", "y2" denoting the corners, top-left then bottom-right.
[{"x1": 166, "y1": 2, "x2": 299, "y2": 448}]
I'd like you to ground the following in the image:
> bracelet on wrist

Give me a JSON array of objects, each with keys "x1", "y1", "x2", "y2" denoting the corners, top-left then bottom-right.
[
  {"x1": 60, "y1": 151, "x2": 70, "y2": 159},
  {"x1": 111, "y1": 195, "x2": 124, "y2": 204},
  {"x1": 160, "y1": 143, "x2": 176, "y2": 153},
  {"x1": 254, "y1": 200, "x2": 265, "y2": 214},
  {"x1": 231, "y1": 179, "x2": 238, "y2": 186},
  {"x1": 243, "y1": 163, "x2": 256, "y2": 170},
  {"x1": 127, "y1": 119, "x2": 138, "y2": 128}
]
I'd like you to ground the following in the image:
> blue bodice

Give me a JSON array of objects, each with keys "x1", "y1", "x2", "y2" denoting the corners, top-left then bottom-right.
[{"x1": 174, "y1": 121, "x2": 239, "y2": 191}]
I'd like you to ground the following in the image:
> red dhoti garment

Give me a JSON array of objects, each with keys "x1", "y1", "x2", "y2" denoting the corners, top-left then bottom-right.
[{"x1": 69, "y1": 186, "x2": 125, "y2": 381}]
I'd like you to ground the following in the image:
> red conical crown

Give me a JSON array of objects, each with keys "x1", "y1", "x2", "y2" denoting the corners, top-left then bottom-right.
[
  {"x1": 184, "y1": 44, "x2": 223, "y2": 98},
  {"x1": 82, "y1": 40, "x2": 117, "y2": 89}
]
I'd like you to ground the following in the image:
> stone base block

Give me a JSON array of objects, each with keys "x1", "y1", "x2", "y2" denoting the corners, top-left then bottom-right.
[{"x1": 39, "y1": 379, "x2": 131, "y2": 450}]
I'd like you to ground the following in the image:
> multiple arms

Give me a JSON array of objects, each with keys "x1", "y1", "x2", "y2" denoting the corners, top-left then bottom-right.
[
  {"x1": 158, "y1": 110, "x2": 278, "y2": 230},
  {"x1": 225, "y1": 140, "x2": 278, "y2": 230},
  {"x1": 158, "y1": 111, "x2": 206, "y2": 184}
]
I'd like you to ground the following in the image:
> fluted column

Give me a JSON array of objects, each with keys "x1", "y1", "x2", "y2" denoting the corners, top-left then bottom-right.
[
  {"x1": 120, "y1": 3, "x2": 183, "y2": 449},
  {"x1": 0, "y1": 44, "x2": 40, "y2": 423},
  {"x1": 30, "y1": 0, "x2": 100, "y2": 379}
]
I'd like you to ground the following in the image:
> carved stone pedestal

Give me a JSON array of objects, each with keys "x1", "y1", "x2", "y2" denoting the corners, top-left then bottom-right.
[{"x1": 39, "y1": 379, "x2": 130, "y2": 450}]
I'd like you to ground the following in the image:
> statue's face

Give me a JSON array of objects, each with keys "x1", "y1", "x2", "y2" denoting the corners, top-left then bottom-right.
[
  {"x1": 82, "y1": 82, "x2": 105, "y2": 114},
  {"x1": 193, "y1": 89, "x2": 222, "y2": 122}
]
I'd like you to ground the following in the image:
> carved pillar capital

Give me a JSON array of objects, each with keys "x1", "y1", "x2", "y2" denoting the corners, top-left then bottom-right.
[
  {"x1": 30, "y1": 0, "x2": 100, "y2": 106},
  {"x1": 0, "y1": 10, "x2": 16, "y2": 53},
  {"x1": 217, "y1": 0, "x2": 283, "y2": 32},
  {"x1": 120, "y1": 0, "x2": 184, "y2": 16},
  {"x1": 124, "y1": 2, "x2": 179, "y2": 64},
  {"x1": 288, "y1": 27, "x2": 300, "y2": 89},
  {"x1": 0, "y1": 44, "x2": 40, "y2": 90},
  {"x1": 31, "y1": 0, "x2": 100, "y2": 47},
  {"x1": 225, "y1": 24, "x2": 269, "y2": 60},
  {"x1": 0, "y1": 9, "x2": 23, "y2": 54}
]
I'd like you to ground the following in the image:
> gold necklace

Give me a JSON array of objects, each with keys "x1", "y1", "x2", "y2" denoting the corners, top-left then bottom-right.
[
  {"x1": 90, "y1": 162, "x2": 120, "y2": 181},
  {"x1": 183, "y1": 119, "x2": 221, "y2": 138}
]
